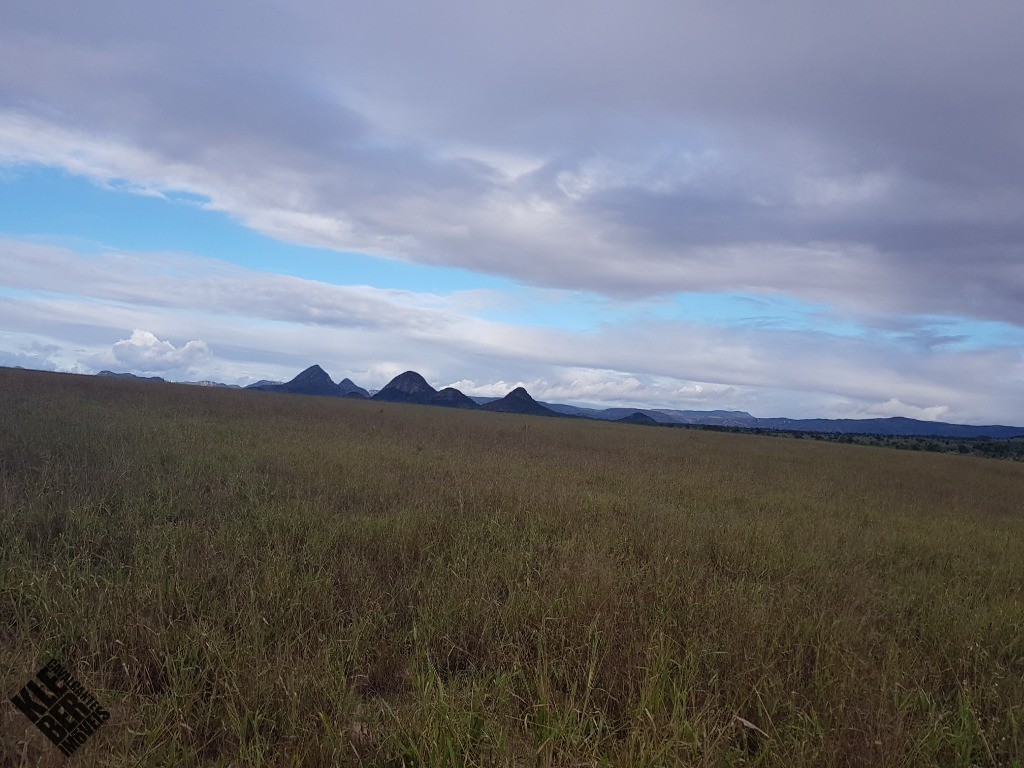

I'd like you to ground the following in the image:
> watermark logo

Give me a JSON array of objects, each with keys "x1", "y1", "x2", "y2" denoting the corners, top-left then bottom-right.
[{"x1": 10, "y1": 659, "x2": 110, "y2": 757}]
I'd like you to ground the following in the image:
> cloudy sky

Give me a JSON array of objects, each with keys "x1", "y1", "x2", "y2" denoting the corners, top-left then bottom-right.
[{"x1": 2, "y1": 1, "x2": 1023, "y2": 423}]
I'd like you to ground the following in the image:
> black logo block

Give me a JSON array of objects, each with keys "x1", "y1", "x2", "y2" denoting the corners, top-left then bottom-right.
[{"x1": 11, "y1": 659, "x2": 110, "y2": 757}]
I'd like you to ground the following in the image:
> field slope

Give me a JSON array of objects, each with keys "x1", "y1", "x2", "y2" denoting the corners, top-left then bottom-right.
[{"x1": 2, "y1": 368, "x2": 1022, "y2": 767}]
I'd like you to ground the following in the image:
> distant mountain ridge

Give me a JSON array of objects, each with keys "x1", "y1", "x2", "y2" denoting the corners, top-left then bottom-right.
[
  {"x1": 88, "y1": 365, "x2": 1024, "y2": 439},
  {"x1": 98, "y1": 370, "x2": 166, "y2": 383},
  {"x1": 754, "y1": 416, "x2": 1024, "y2": 439},
  {"x1": 542, "y1": 403, "x2": 756, "y2": 426}
]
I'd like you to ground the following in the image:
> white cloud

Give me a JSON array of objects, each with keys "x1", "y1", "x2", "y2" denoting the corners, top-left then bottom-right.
[
  {"x1": 0, "y1": 237, "x2": 1022, "y2": 426},
  {"x1": 109, "y1": 329, "x2": 210, "y2": 373}
]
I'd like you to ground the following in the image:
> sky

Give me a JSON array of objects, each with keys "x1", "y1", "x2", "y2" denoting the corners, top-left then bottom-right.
[{"x1": 1, "y1": 1, "x2": 1023, "y2": 423}]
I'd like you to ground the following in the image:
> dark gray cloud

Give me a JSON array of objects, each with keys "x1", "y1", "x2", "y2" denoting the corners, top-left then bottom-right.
[
  {"x1": 0, "y1": 339, "x2": 60, "y2": 371},
  {"x1": 1, "y1": 1, "x2": 1023, "y2": 325}
]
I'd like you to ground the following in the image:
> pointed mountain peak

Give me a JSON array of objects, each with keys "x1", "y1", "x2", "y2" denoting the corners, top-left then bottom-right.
[
  {"x1": 290, "y1": 364, "x2": 332, "y2": 382},
  {"x1": 337, "y1": 377, "x2": 370, "y2": 397},
  {"x1": 252, "y1": 364, "x2": 342, "y2": 396},
  {"x1": 286, "y1": 365, "x2": 338, "y2": 390}
]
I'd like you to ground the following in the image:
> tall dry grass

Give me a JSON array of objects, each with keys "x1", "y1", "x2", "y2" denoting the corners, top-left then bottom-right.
[{"x1": 2, "y1": 367, "x2": 1022, "y2": 766}]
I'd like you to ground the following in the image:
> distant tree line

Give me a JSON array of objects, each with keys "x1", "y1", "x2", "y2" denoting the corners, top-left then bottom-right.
[{"x1": 671, "y1": 424, "x2": 1024, "y2": 461}]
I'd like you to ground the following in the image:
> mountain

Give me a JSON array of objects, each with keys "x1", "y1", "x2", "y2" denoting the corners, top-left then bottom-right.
[
  {"x1": 755, "y1": 416, "x2": 1024, "y2": 439},
  {"x1": 250, "y1": 365, "x2": 368, "y2": 398},
  {"x1": 538, "y1": 402, "x2": 749, "y2": 425},
  {"x1": 372, "y1": 371, "x2": 438, "y2": 404},
  {"x1": 98, "y1": 370, "x2": 166, "y2": 383},
  {"x1": 251, "y1": 364, "x2": 337, "y2": 396},
  {"x1": 532, "y1": 402, "x2": 1024, "y2": 437},
  {"x1": 541, "y1": 402, "x2": 598, "y2": 417},
  {"x1": 480, "y1": 387, "x2": 559, "y2": 417},
  {"x1": 595, "y1": 407, "x2": 677, "y2": 423},
  {"x1": 657, "y1": 409, "x2": 758, "y2": 427},
  {"x1": 371, "y1": 375, "x2": 477, "y2": 408},
  {"x1": 246, "y1": 379, "x2": 282, "y2": 389},
  {"x1": 617, "y1": 411, "x2": 659, "y2": 426},
  {"x1": 338, "y1": 378, "x2": 369, "y2": 398},
  {"x1": 431, "y1": 387, "x2": 479, "y2": 409}
]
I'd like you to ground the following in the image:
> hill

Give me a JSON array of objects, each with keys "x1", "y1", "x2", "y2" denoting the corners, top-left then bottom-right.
[
  {"x1": 430, "y1": 386, "x2": 479, "y2": 409},
  {"x1": 249, "y1": 364, "x2": 368, "y2": 398},
  {"x1": 372, "y1": 370, "x2": 438, "y2": 404},
  {"x1": 337, "y1": 377, "x2": 370, "y2": 397},
  {"x1": 546, "y1": 401, "x2": 1024, "y2": 437},
  {"x1": 756, "y1": 415, "x2": 1024, "y2": 438},
  {"x1": 372, "y1": 373, "x2": 479, "y2": 409},
  {"x1": 97, "y1": 370, "x2": 166, "y2": 383},
  {"x1": 480, "y1": 386, "x2": 559, "y2": 416},
  {"x1": 617, "y1": 411, "x2": 659, "y2": 425}
]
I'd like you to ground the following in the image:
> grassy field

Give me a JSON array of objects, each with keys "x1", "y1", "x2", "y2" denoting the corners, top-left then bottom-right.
[{"x1": 2, "y1": 367, "x2": 1023, "y2": 767}]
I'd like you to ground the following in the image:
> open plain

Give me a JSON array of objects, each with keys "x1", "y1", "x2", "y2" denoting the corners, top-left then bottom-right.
[{"x1": 2, "y1": 367, "x2": 1023, "y2": 766}]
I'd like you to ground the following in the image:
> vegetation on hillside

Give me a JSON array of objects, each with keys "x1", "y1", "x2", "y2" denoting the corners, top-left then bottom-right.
[{"x1": 2, "y1": 368, "x2": 1023, "y2": 766}]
